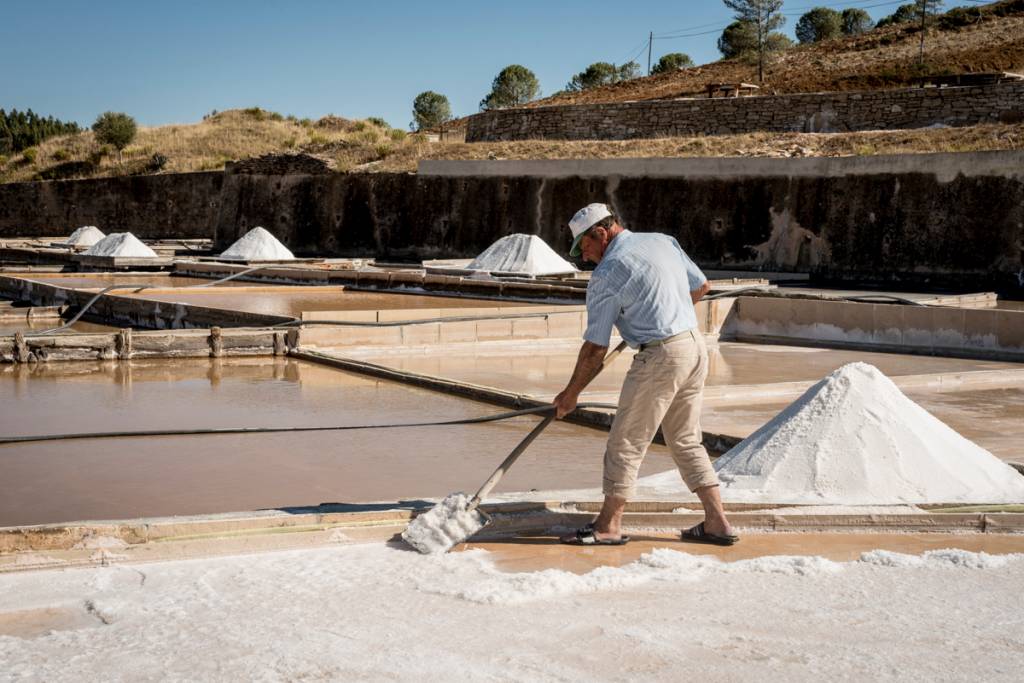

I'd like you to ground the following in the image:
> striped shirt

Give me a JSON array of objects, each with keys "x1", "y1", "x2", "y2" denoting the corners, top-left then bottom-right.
[{"x1": 583, "y1": 230, "x2": 707, "y2": 348}]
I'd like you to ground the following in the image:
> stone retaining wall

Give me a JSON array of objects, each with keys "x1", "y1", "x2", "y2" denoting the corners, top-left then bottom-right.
[{"x1": 466, "y1": 82, "x2": 1024, "y2": 141}]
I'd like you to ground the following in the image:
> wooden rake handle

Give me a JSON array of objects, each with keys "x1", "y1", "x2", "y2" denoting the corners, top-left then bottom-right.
[{"x1": 470, "y1": 340, "x2": 629, "y2": 506}]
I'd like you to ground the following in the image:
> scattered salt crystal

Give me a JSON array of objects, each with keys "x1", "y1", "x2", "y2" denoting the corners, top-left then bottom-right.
[
  {"x1": 711, "y1": 362, "x2": 1024, "y2": 504},
  {"x1": 62, "y1": 225, "x2": 105, "y2": 247},
  {"x1": 83, "y1": 232, "x2": 158, "y2": 258},
  {"x1": 467, "y1": 234, "x2": 576, "y2": 277},
  {"x1": 219, "y1": 226, "x2": 295, "y2": 261}
]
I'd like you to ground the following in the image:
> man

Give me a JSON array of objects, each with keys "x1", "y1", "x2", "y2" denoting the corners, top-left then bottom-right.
[{"x1": 553, "y1": 203, "x2": 737, "y2": 547}]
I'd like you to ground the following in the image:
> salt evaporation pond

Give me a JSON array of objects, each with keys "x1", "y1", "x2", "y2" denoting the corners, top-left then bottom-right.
[{"x1": 0, "y1": 357, "x2": 674, "y2": 526}]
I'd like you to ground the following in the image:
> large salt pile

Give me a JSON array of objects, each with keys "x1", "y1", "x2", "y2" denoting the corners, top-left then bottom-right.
[
  {"x1": 219, "y1": 226, "x2": 295, "y2": 261},
  {"x1": 62, "y1": 225, "x2": 105, "y2": 247},
  {"x1": 707, "y1": 362, "x2": 1024, "y2": 504},
  {"x1": 83, "y1": 232, "x2": 158, "y2": 258},
  {"x1": 467, "y1": 234, "x2": 576, "y2": 277}
]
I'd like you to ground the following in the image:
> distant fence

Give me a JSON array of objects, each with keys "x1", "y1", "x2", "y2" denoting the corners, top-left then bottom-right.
[{"x1": 465, "y1": 82, "x2": 1024, "y2": 141}]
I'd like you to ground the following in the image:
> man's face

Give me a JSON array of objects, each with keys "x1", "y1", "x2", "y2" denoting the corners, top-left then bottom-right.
[{"x1": 579, "y1": 226, "x2": 607, "y2": 264}]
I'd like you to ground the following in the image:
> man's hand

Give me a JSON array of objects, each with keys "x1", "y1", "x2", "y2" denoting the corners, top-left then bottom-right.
[{"x1": 553, "y1": 389, "x2": 579, "y2": 419}]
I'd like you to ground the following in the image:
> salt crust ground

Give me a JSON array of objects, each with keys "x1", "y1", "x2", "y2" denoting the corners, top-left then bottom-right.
[{"x1": 1, "y1": 542, "x2": 1022, "y2": 681}]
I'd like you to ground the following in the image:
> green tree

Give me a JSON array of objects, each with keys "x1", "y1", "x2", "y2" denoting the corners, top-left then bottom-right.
[
  {"x1": 718, "y1": 20, "x2": 757, "y2": 58},
  {"x1": 651, "y1": 52, "x2": 694, "y2": 75},
  {"x1": 722, "y1": 0, "x2": 786, "y2": 82},
  {"x1": 718, "y1": 20, "x2": 791, "y2": 61},
  {"x1": 479, "y1": 65, "x2": 540, "y2": 110},
  {"x1": 877, "y1": 3, "x2": 923, "y2": 26},
  {"x1": 795, "y1": 7, "x2": 842, "y2": 43},
  {"x1": 841, "y1": 8, "x2": 873, "y2": 35},
  {"x1": 91, "y1": 111, "x2": 137, "y2": 162},
  {"x1": 565, "y1": 61, "x2": 641, "y2": 91},
  {"x1": 411, "y1": 91, "x2": 452, "y2": 132}
]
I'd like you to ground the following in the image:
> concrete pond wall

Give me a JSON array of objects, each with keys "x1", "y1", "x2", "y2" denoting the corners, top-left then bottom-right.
[
  {"x1": 466, "y1": 82, "x2": 1024, "y2": 141},
  {"x1": 1, "y1": 152, "x2": 1022, "y2": 293}
]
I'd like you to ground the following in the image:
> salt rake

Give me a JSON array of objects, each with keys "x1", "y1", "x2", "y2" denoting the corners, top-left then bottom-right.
[{"x1": 402, "y1": 341, "x2": 628, "y2": 554}]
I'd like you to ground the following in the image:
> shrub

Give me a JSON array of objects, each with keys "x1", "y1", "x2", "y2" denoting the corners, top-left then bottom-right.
[
  {"x1": 243, "y1": 106, "x2": 266, "y2": 120},
  {"x1": 299, "y1": 118, "x2": 313, "y2": 127},
  {"x1": 283, "y1": 137, "x2": 297, "y2": 149},
  {"x1": 52, "y1": 149, "x2": 71, "y2": 162},
  {"x1": 352, "y1": 121, "x2": 367, "y2": 132},
  {"x1": 938, "y1": 6, "x2": 982, "y2": 28},
  {"x1": 148, "y1": 153, "x2": 168, "y2": 171},
  {"x1": 651, "y1": 53, "x2": 694, "y2": 75},
  {"x1": 389, "y1": 128, "x2": 407, "y2": 142},
  {"x1": 355, "y1": 129, "x2": 379, "y2": 144},
  {"x1": 92, "y1": 112, "x2": 137, "y2": 157},
  {"x1": 367, "y1": 117, "x2": 390, "y2": 129},
  {"x1": 375, "y1": 143, "x2": 392, "y2": 159},
  {"x1": 22, "y1": 147, "x2": 37, "y2": 163},
  {"x1": 308, "y1": 132, "x2": 328, "y2": 145}
]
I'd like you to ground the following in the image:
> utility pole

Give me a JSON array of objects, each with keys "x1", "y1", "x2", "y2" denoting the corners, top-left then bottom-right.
[
  {"x1": 918, "y1": 0, "x2": 926, "y2": 65},
  {"x1": 647, "y1": 31, "x2": 653, "y2": 76}
]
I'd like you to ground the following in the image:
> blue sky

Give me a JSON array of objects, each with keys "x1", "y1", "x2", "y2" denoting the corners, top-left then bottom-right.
[{"x1": 1, "y1": 0, "x2": 909, "y2": 130}]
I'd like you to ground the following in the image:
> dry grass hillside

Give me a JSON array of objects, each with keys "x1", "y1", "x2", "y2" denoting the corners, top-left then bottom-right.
[
  {"x1": 2, "y1": 2, "x2": 1023, "y2": 184},
  {"x1": 0, "y1": 109, "x2": 423, "y2": 184},
  {"x1": 524, "y1": 0, "x2": 1024, "y2": 108}
]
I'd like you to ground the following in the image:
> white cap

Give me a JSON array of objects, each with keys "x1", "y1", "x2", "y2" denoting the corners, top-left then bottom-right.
[{"x1": 568, "y1": 203, "x2": 612, "y2": 257}]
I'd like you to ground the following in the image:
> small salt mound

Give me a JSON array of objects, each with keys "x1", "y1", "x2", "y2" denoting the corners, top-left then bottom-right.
[
  {"x1": 401, "y1": 493, "x2": 487, "y2": 554},
  {"x1": 62, "y1": 226, "x2": 105, "y2": 247},
  {"x1": 83, "y1": 232, "x2": 158, "y2": 258},
  {"x1": 219, "y1": 226, "x2": 294, "y2": 261},
  {"x1": 467, "y1": 234, "x2": 576, "y2": 277},
  {"x1": 712, "y1": 362, "x2": 1024, "y2": 504}
]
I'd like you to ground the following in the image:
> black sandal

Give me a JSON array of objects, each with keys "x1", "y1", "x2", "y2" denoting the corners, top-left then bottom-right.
[
  {"x1": 681, "y1": 522, "x2": 739, "y2": 546},
  {"x1": 561, "y1": 523, "x2": 630, "y2": 546}
]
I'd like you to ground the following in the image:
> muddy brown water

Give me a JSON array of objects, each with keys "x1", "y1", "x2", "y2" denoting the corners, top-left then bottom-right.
[
  {"x1": 0, "y1": 319, "x2": 117, "y2": 336},
  {"x1": 347, "y1": 341, "x2": 1024, "y2": 462},
  {"x1": 23, "y1": 275, "x2": 247, "y2": 289},
  {"x1": 125, "y1": 289, "x2": 536, "y2": 317},
  {"x1": 0, "y1": 358, "x2": 674, "y2": 527},
  {"x1": 348, "y1": 339, "x2": 1018, "y2": 400}
]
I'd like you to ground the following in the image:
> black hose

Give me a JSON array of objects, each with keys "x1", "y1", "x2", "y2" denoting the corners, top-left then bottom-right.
[{"x1": 0, "y1": 402, "x2": 619, "y2": 446}]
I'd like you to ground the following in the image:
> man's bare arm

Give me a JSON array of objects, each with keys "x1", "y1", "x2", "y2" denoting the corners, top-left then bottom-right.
[
  {"x1": 552, "y1": 341, "x2": 608, "y2": 418},
  {"x1": 691, "y1": 280, "x2": 711, "y2": 305}
]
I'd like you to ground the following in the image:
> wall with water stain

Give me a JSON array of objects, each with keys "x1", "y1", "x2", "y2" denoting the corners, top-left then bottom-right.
[
  {"x1": 0, "y1": 172, "x2": 223, "y2": 240},
  {"x1": 1, "y1": 153, "x2": 1022, "y2": 293}
]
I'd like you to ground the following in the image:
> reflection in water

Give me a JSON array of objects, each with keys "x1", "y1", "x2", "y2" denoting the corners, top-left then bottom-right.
[
  {"x1": 126, "y1": 289, "x2": 535, "y2": 317},
  {"x1": 1, "y1": 357, "x2": 674, "y2": 526}
]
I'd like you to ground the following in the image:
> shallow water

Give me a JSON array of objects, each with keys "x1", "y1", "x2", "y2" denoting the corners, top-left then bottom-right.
[
  {"x1": 0, "y1": 358, "x2": 673, "y2": 526},
  {"x1": 126, "y1": 289, "x2": 535, "y2": 316},
  {"x1": 346, "y1": 340, "x2": 1018, "y2": 399}
]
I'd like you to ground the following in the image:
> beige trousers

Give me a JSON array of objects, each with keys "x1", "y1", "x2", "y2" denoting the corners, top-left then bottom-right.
[{"x1": 603, "y1": 329, "x2": 719, "y2": 498}]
